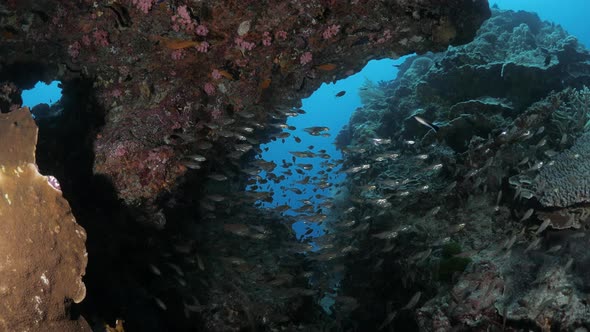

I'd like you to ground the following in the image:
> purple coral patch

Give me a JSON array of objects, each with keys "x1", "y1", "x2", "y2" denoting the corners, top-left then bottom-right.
[{"x1": 47, "y1": 175, "x2": 62, "y2": 192}]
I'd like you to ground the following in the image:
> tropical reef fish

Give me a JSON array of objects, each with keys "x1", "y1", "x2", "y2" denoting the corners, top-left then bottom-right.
[
  {"x1": 343, "y1": 164, "x2": 370, "y2": 174},
  {"x1": 414, "y1": 115, "x2": 439, "y2": 132},
  {"x1": 223, "y1": 223, "x2": 250, "y2": 236},
  {"x1": 372, "y1": 230, "x2": 399, "y2": 240},
  {"x1": 180, "y1": 159, "x2": 201, "y2": 169},
  {"x1": 304, "y1": 127, "x2": 330, "y2": 136},
  {"x1": 290, "y1": 151, "x2": 316, "y2": 158},
  {"x1": 402, "y1": 291, "x2": 422, "y2": 310},
  {"x1": 535, "y1": 219, "x2": 551, "y2": 235},
  {"x1": 371, "y1": 138, "x2": 391, "y2": 145},
  {"x1": 208, "y1": 173, "x2": 228, "y2": 181},
  {"x1": 185, "y1": 154, "x2": 206, "y2": 162},
  {"x1": 520, "y1": 208, "x2": 534, "y2": 222}
]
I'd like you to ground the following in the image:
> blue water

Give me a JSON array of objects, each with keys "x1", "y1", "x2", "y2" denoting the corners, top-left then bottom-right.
[
  {"x1": 254, "y1": 58, "x2": 405, "y2": 240},
  {"x1": 21, "y1": 81, "x2": 62, "y2": 109}
]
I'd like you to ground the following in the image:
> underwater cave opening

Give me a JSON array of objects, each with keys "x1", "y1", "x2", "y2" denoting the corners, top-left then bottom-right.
[
  {"x1": 21, "y1": 80, "x2": 62, "y2": 105},
  {"x1": 246, "y1": 56, "x2": 412, "y2": 313},
  {"x1": 250, "y1": 57, "x2": 408, "y2": 241}
]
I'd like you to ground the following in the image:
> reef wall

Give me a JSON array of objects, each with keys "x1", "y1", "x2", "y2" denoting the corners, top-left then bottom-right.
[{"x1": 334, "y1": 8, "x2": 590, "y2": 331}]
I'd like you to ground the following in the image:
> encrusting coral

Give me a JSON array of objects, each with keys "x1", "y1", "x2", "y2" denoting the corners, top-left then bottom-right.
[{"x1": 0, "y1": 108, "x2": 90, "y2": 331}]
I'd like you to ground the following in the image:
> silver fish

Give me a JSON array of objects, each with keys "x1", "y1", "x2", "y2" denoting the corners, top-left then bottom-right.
[
  {"x1": 524, "y1": 237, "x2": 541, "y2": 252},
  {"x1": 520, "y1": 208, "x2": 534, "y2": 222},
  {"x1": 536, "y1": 137, "x2": 547, "y2": 148},
  {"x1": 186, "y1": 154, "x2": 207, "y2": 162},
  {"x1": 238, "y1": 126, "x2": 255, "y2": 133},
  {"x1": 429, "y1": 206, "x2": 441, "y2": 216},
  {"x1": 343, "y1": 164, "x2": 370, "y2": 174},
  {"x1": 197, "y1": 254, "x2": 205, "y2": 271},
  {"x1": 154, "y1": 297, "x2": 167, "y2": 310},
  {"x1": 378, "y1": 312, "x2": 398, "y2": 331},
  {"x1": 544, "y1": 150, "x2": 557, "y2": 158},
  {"x1": 195, "y1": 141, "x2": 213, "y2": 150},
  {"x1": 223, "y1": 224, "x2": 250, "y2": 236},
  {"x1": 373, "y1": 152, "x2": 399, "y2": 162},
  {"x1": 290, "y1": 151, "x2": 316, "y2": 158},
  {"x1": 372, "y1": 230, "x2": 399, "y2": 240},
  {"x1": 181, "y1": 160, "x2": 201, "y2": 169},
  {"x1": 304, "y1": 126, "x2": 329, "y2": 136},
  {"x1": 402, "y1": 291, "x2": 421, "y2": 310},
  {"x1": 517, "y1": 157, "x2": 529, "y2": 166},
  {"x1": 565, "y1": 257, "x2": 574, "y2": 270},
  {"x1": 149, "y1": 264, "x2": 161, "y2": 276},
  {"x1": 372, "y1": 138, "x2": 392, "y2": 145},
  {"x1": 560, "y1": 133, "x2": 568, "y2": 145},
  {"x1": 166, "y1": 263, "x2": 184, "y2": 276},
  {"x1": 208, "y1": 173, "x2": 228, "y2": 181},
  {"x1": 235, "y1": 144, "x2": 253, "y2": 152},
  {"x1": 503, "y1": 235, "x2": 518, "y2": 250},
  {"x1": 425, "y1": 163, "x2": 443, "y2": 171},
  {"x1": 535, "y1": 219, "x2": 551, "y2": 235},
  {"x1": 371, "y1": 198, "x2": 391, "y2": 208},
  {"x1": 207, "y1": 194, "x2": 226, "y2": 202},
  {"x1": 528, "y1": 161, "x2": 544, "y2": 171}
]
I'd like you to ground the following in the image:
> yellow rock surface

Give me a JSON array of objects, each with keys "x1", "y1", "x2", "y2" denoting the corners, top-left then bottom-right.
[{"x1": 0, "y1": 108, "x2": 90, "y2": 331}]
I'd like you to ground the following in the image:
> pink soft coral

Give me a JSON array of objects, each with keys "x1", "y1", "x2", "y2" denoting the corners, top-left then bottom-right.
[
  {"x1": 203, "y1": 82, "x2": 215, "y2": 95},
  {"x1": 300, "y1": 51, "x2": 313, "y2": 65},
  {"x1": 235, "y1": 37, "x2": 255, "y2": 51},
  {"x1": 322, "y1": 24, "x2": 341, "y2": 40},
  {"x1": 262, "y1": 32, "x2": 272, "y2": 46},
  {"x1": 131, "y1": 0, "x2": 155, "y2": 14},
  {"x1": 171, "y1": 5, "x2": 197, "y2": 32},
  {"x1": 93, "y1": 30, "x2": 109, "y2": 47}
]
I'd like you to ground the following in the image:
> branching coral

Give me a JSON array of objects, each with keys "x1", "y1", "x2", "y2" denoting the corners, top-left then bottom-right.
[
  {"x1": 358, "y1": 78, "x2": 386, "y2": 106},
  {"x1": 549, "y1": 86, "x2": 590, "y2": 136}
]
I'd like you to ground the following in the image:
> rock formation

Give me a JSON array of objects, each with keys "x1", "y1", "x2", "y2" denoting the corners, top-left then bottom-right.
[{"x1": 0, "y1": 108, "x2": 89, "y2": 331}]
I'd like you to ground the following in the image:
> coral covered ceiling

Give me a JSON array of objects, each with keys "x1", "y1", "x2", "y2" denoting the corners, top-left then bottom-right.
[{"x1": 0, "y1": 0, "x2": 490, "y2": 223}]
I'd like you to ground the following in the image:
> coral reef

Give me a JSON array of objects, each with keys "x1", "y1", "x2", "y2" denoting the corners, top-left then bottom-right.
[
  {"x1": 4, "y1": 1, "x2": 590, "y2": 330},
  {"x1": 534, "y1": 88, "x2": 590, "y2": 208},
  {"x1": 333, "y1": 8, "x2": 590, "y2": 331},
  {"x1": 0, "y1": 108, "x2": 89, "y2": 331},
  {"x1": 0, "y1": 0, "x2": 490, "y2": 226},
  {"x1": 0, "y1": 0, "x2": 492, "y2": 329}
]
